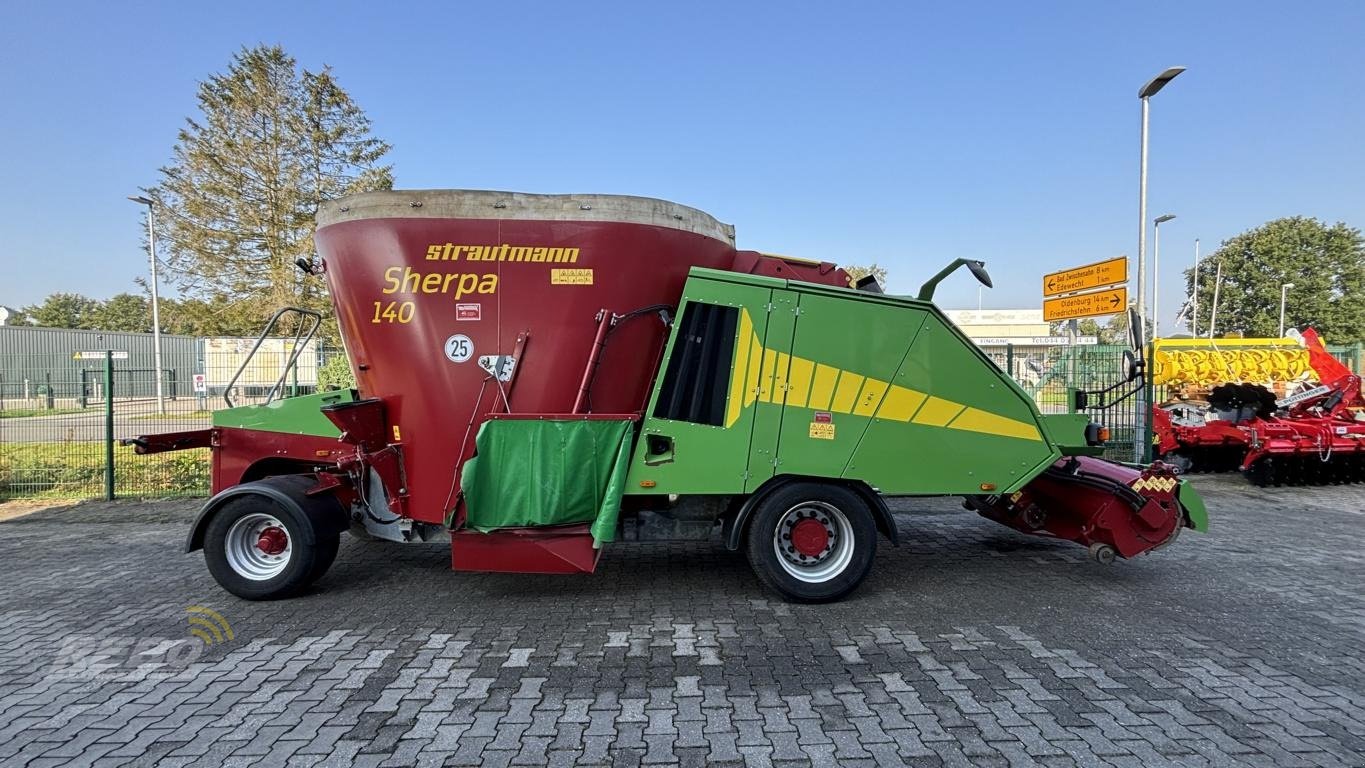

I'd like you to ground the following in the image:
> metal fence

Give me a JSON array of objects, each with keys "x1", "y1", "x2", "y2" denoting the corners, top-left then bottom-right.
[
  {"x1": 0, "y1": 341, "x2": 346, "y2": 501},
  {"x1": 979, "y1": 343, "x2": 1143, "y2": 462},
  {"x1": 1328, "y1": 343, "x2": 1363, "y2": 374}
]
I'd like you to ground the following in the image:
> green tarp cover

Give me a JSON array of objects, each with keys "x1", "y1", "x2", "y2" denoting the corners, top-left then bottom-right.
[{"x1": 460, "y1": 418, "x2": 634, "y2": 546}]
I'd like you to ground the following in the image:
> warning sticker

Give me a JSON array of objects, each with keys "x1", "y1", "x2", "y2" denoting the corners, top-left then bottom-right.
[
  {"x1": 551, "y1": 268, "x2": 594, "y2": 285},
  {"x1": 809, "y1": 422, "x2": 835, "y2": 440},
  {"x1": 812, "y1": 412, "x2": 833, "y2": 424},
  {"x1": 455, "y1": 303, "x2": 481, "y2": 321}
]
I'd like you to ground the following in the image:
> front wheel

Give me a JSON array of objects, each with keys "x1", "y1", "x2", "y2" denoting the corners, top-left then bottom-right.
[
  {"x1": 744, "y1": 482, "x2": 877, "y2": 603},
  {"x1": 203, "y1": 496, "x2": 338, "y2": 600}
]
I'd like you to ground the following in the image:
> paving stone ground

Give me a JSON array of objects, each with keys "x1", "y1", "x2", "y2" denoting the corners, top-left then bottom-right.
[{"x1": 1, "y1": 474, "x2": 1363, "y2": 767}]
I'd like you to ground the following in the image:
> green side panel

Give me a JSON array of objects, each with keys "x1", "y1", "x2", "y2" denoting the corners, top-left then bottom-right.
[
  {"x1": 625, "y1": 268, "x2": 1072, "y2": 498},
  {"x1": 624, "y1": 281, "x2": 774, "y2": 495},
  {"x1": 843, "y1": 311, "x2": 1060, "y2": 494},
  {"x1": 745, "y1": 290, "x2": 798, "y2": 491},
  {"x1": 460, "y1": 418, "x2": 634, "y2": 545},
  {"x1": 774, "y1": 291, "x2": 927, "y2": 481},
  {"x1": 212, "y1": 390, "x2": 355, "y2": 437},
  {"x1": 1177, "y1": 480, "x2": 1209, "y2": 532},
  {"x1": 1040, "y1": 413, "x2": 1104, "y2": 456}
]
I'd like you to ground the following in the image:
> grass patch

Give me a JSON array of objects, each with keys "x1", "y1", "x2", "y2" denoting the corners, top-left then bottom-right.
[
  {"x1": 132, "y1": 411, "x2": 211, "y2": 421},
  {"x1": 0, "y1": 442, "x2": 209, "y2": 500},
  {"x1": 0, "y1": 408, "x2": 86, "y2": 419}
]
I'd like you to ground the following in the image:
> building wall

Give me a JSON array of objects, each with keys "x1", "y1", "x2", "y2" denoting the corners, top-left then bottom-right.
[
  {"x1": 0, "y1": 326, "x2": 199, "y2": 400},
  {"x1": 943, "y1": 309, "x2": 1052, "y2": 340}
]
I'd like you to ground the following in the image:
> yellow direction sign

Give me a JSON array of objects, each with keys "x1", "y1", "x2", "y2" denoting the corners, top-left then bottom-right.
[
  {"x1": 1043, "y1": 287, "x2": 1128, "y2": 322},
  {"x1": 1043, "y1": 257, "x2": 1128, "y2": 297}
]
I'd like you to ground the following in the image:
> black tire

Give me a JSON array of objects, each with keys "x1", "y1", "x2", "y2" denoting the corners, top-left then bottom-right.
[
  {"x1": 744, "y1": 482, "x2": 877, "y2": 603},
  {"x1": 307, "y1": 534, "x2": 341, "y2": 585},
  {"x1": 203, "y1": 495, "x2": 330, "y2": 600}
]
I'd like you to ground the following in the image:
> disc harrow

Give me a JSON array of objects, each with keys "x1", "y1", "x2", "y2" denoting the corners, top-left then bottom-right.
[{"x1": 1154, "y1": 365, "x2": 1365, "y2": 488}]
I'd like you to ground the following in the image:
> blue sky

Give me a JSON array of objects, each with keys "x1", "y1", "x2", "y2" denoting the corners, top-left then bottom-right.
[{"x1": 2, "y1": 1, "x2": 1362, "y2": 332}]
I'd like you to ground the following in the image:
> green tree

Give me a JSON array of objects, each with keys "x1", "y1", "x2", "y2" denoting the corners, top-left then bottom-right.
[
  {"x1": 1179, "y1": 217, "x2": 1364, "y2": 342},
  {"x1": 146, "y1": 45, "x2": 392, "y2": 339},
  {"x1": 316, "y1": 351, "x2": 356, "y2": 390},
  {"x1": 21, "y1": 293, "x2": 101, "y2": 328},
  {"x1": 843, "y1": 263, "x2": 889, "y2": 287},
  {"x1": 88, "y1": 293, "x2": 151, "y2": 332},
  {"x1": 1, "y1": 306, "x2": 32, "y2": 326}
]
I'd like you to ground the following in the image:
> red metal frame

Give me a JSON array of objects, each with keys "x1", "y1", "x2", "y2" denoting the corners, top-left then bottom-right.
[
  {"x1": 971, "y1": 457, "x2": 1184, "y2": 559},
  {"x1": 450, "y1": 523, "x2": 601, "y2": 574}
]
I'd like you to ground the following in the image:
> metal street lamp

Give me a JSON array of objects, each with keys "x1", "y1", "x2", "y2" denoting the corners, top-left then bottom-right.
[
  {"x1": 1279, "y1": 283, "x2": 1295, "y2": 337},
  {"x1": 1134, "y1": 66, "x2": 1184, "y2": 463},
  {"x1": 128, "y1": 195, "x2": 166, "y2": 415},
  {"x1": 1191, "y1": 238, "x2": 1200, "y2": 336},
  {"x1": 1152, "y1": 214, "x2": 1176, "y2": 337},
  {"x1": 1136, "y1": 66, "x2": 1185, "y2": 337}
]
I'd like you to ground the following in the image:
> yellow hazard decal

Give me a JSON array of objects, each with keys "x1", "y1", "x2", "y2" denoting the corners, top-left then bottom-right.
[
  {"x1": 551, "y1": 268, "x2": 593, "y2": 285},
  {"x1": 723, "y1": 309, "x2": 1042, "y2": 442},
  {"x1": 809, "y1": 422, "x2": 835, "y2": 440},
  {"x1": 1130, "y1": 476, "x2": 1178, "y2": 493}
]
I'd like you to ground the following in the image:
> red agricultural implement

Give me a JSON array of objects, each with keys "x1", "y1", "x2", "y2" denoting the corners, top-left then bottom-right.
[
  {"x1": 1154, "y1": 329, "x2": 1365, "y2": 486},
  {"x1": 130, "y1": 190, "x2": 1207, "y2": 603}
]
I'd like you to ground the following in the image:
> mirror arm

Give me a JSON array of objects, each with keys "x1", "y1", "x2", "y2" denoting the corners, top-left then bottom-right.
[{"x1": 918, "y1": 259, "x2": 992, "y2": 301}]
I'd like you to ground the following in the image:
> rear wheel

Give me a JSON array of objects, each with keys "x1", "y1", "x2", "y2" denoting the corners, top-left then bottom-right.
[
  {"x1": 745, "y1": 482, "x2": 877, "y2": 603},
  {"x1": 204, "y1": 496, "x2": 338, "y2": 600}
]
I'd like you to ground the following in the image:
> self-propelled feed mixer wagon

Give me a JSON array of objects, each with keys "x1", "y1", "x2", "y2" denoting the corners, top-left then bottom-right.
[{"x1": 131, "y1": 190, "x2": 1208, "y2": 603}]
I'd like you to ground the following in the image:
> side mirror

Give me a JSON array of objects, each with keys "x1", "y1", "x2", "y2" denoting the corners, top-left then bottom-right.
[
  {"x1": 1123, "y1": 349, "x2": 1138, "y2": 382},
  {"x1": 1127, "y1": 306, "x2": 1144, "y2": 351},
  {"x1": 966, "y1": 260, "x2": 993, "y2": 288}
]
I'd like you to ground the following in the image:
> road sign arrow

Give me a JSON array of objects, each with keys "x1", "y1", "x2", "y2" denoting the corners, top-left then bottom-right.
[{"x1": 1042, "y1": 286, "x2": 1129, "y2": 322}]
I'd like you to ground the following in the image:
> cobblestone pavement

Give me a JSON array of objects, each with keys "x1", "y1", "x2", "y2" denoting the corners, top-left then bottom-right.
[{"x1": 1, "y1": 475, "x2": 1363, "y2": 767}]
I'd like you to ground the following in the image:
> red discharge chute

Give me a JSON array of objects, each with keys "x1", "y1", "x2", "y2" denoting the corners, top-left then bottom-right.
[{"x1": 967, "y1": 457, "x2": 1188, "y2": 561}]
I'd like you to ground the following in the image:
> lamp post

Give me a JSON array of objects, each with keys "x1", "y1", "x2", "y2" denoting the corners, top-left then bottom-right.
[
  {"x1": 1134, "y1": 66, "x2": 1184, "y2": 464},
  {"x1": 1191, "y1": 238, "x2": 1200, "y2": 336},
  {"x1": 1136, "y1": 66, "x2": 1185, "y2": 337},
  {"x1": 128, "y1": 195, "x2": 166, "y2": 415},
  {"x1": 1279, "y1": 283, "x2": 1295, "y2": 337},
  {"x1": 1152, "y1": 214, "x2": 1176, "y2": 338}
]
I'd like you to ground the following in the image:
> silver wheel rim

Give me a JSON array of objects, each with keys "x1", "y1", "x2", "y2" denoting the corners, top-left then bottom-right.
[
  {"x1": 772, "y1": 501, "x2": 855, "y2": 583},
  {"x1": 224, "y1": 513, "x2": 292, "y2": 581}
]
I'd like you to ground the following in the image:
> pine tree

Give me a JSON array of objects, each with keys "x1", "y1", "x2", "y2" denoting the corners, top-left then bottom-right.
[{"x1": 146, "y1": 45, "x2": 392, "y2": 336}]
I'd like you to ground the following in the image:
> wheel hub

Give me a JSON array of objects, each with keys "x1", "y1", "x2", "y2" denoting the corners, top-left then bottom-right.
[
  {"x1": 225, "y1": 512, "x2": 293, "y2": 581},
  {"x1": 256, "y1": 526, "x2": 288, "y2": 556},
  {"x1": 777, "y1": 506, "x2": 839, "y2": 566},
  {"x1": 789, "y1": 518, "x2": 830, "y2": 557}
]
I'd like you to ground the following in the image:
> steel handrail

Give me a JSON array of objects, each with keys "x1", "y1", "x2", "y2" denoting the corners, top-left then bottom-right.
[{"x1": 223, "y1": 307, "x2": 323, "y2": 408}]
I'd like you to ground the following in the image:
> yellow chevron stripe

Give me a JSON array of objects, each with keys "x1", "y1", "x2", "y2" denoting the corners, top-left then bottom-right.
[
  {"x1": 716, "y1": 309, "x2": 1041, "y2": 442},
  {"x1": 947, "y1": 407, "x2": 1040, "y2": 441},
  {"x1": 773, "y1": 352, "x2": 791, "y2": 404},
  {"x1": 786, "y1": 356, "x2": 813, "y2": 408},
  {"x1": 744, "y1": 329, "x2": 762, "y2": 406},
  {"x1": 912, "y1": 396, "x2": 965, "y2": 427},
  {"x1": 759, "y1": 349, "x2": 779, "y2": 403},
  {"x1": 807, "y1": 364, "x2": 839, "y2": 410},
  {"x1": 830, "y1": 372, "x2": 865, "y2": 414},
  {"x1": 874, "y1": 385, "x2": 928, "y2": 421},
  {"x1": 851, "y1": 378, "x2": 888, "y2": 417},
  {"x1": 725, "y1": 312, "x2": 753, "y2": 427}
]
